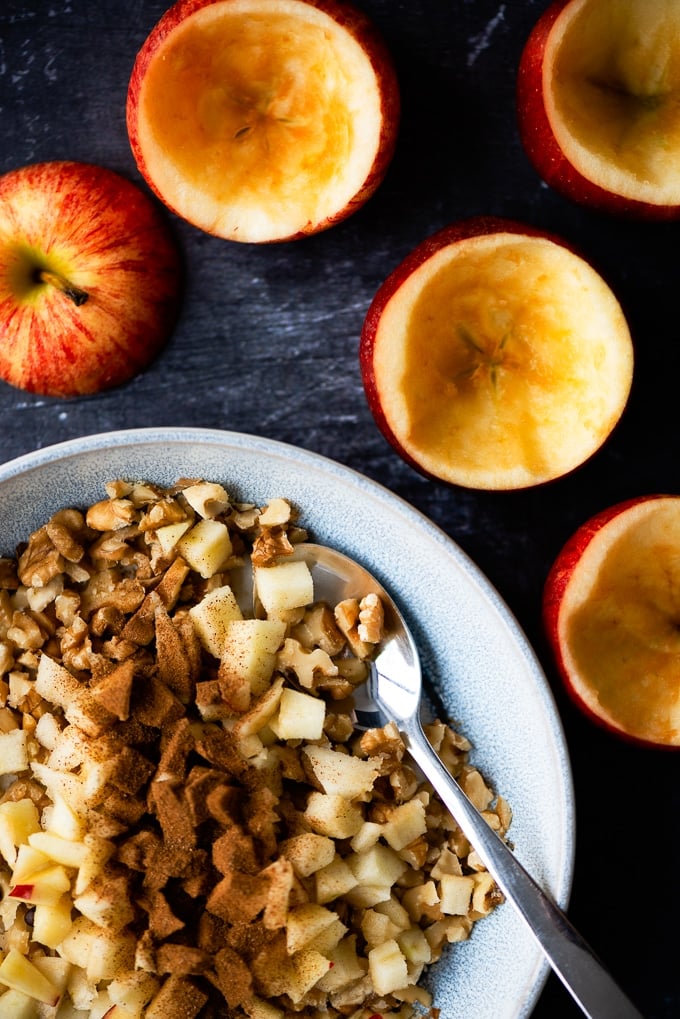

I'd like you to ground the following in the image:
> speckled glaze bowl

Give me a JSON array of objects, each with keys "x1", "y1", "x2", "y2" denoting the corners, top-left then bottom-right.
[{"x1": 0, "y1": 427, "x2": 574, "y2": 1018}]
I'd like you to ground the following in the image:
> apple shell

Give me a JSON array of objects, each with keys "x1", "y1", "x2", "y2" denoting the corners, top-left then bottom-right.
[
  {"x1": 126, "y1": 0, "x2": 400, "y2": 242},
  {"x1": 517, "y1": 0, "x2": 680, "y2": 220},
  {"x1": 543, "y1": 494, "x2": 680, "y2": 750},
  {"x1": 360, "y1": 215, "x2": 633, "y2": 490}
]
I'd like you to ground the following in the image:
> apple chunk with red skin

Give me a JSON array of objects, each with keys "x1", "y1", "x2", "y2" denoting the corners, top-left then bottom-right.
[
  {"x1": 517, "y1": 0, "x2": 680, "y2": 218},
  {"x1": 0, "y1": 161, "x2": 182, "y2": 397},
  {"x1": 126, "y1": 0, "x2": 399, "y2": 242},
  {"x1": 543, "y1": 495, "x2": 680, "y2": 749},
  {"x1": 359, "y1": 216, "x2": 633, "y2": 491}
]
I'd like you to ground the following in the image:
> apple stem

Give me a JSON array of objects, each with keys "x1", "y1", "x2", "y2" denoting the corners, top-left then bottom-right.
[{"x1": 37, "y1": 269, "x2": 89, "y2": 307}]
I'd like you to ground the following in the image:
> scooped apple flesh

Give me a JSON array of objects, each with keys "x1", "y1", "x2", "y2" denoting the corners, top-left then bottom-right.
[
  {"x1": 128, "y1": 0, "x2": 394, "y2": 241},
  {"x1": 551, "y1": 498, "x2": 680, "y2": 747},
  {"x1": 544, "y1": 0, "x2": 680, "y2": 206},
  {"x1": 365, "y1": 230, "x2": 633, "y2": 490}
]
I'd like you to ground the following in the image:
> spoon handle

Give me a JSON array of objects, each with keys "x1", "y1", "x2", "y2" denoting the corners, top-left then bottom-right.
[{"x1": 402, "y1": 719, "x2": 644, "y2": 1019}]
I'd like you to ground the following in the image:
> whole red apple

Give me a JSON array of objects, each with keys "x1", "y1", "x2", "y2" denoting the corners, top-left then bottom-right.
[
  {"x1": 0, "y1": 161, "x2": 182, "y2": 398},
  {"x1": 360, "y1": 216, "x2": 633, "y2": 490},
  {"x1": 543, "y1": 495, "x2": 680, "y2": 749},
  {"x1": 517, "y1": 0, "x2": 680, "y2": 218},
  {"x1": 126, "y1": 0, "x2": 400, "y2": 242}
]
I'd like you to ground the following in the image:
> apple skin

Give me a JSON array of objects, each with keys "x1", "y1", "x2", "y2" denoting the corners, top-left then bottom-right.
[
  {"x1": 360, "y1": 214, "x2": 591, "y2": 485},
  {"x1": 126, "y1": 0, "x2": 400, "y2": 242},
  {"x1": 0, "y1": 161, "x2": 182, "y2": 397},
  {"x1": 543, "y1": 495, "x2": 680, "y2": 750},
  {"x1": 516, "y1": 0, "x2": 680, "y2": 221}
]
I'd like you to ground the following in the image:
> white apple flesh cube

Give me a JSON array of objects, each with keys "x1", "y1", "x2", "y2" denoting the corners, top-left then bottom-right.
[
  {"x1": 32, "y1": 892, "x2": 74, "y2": 948},
  {"x1": 439, "y1": 873, "x2": 475, "y2": 915},
  {"x1": 0, "y1": 798, "x2": 41, "y2": 866},
  {"x1": 316, "y1": 935, "x2": 367, "y2": 993},
  {"x1": 285, "y1": 903, "x2": 347, "y2": 954},
  {"x1": 0, "y1": 988, "x2": 40, "y2": 1019},
  {"x1": 189, "y1": 584, "x2": 243, "y2": 657},
  {"x1": 281, "y1": 833, "x2": 336, "y2": 877},
  {"x1": 368, "y1": 938, "x2": 409, "y2": 996},
  {"x1": 177, "y1": 518, "x2": 232, "y2": 577},
  {"x1": 381, "y1": 798, "x2": 427, "y2": 851},
  {"x1": 314, "y1": 855, "x2": 358, "y2": 904},
  {"x1": 254, "y1": 561, "x2": 314, "y2": 616},
  {"x1": 221, "y1": 619, "x2": 286, "y2": 694},
  {"x1": 10, "y1": 863, "x2": 71, "y2": 906},
  {"x1": 0, "y1": 949, "x2": 60, "y2": 1006},
  {"x1": 27, "y1": 831, "x2": 88, "y2": 870},
  {"x1": 34, "y1": 654, "x2": 81, "y2": 708},
  {"x1": 0, "y1": 728, "x2": 29, "y2": 775},
  {"x1": 304, "y1": 792, "x2": 363, "y2": 839},
  {"x1": 302, "y1": 745, "x2": 379, "y2": 798},
  {"x1": 274, "y1": 687, "x2": 325, "y2": 740},
  {"x1": 348, "y1": 843, "x2": 408, "y2": 888},
  {"x1": 154, "y1": 519, "x2": 191, "y2": 554}
]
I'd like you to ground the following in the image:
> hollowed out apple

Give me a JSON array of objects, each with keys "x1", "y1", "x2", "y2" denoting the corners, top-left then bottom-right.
[
  {"x1": 0, "y1": 161, "x2": 182, "y2": 398},
  {"x1": 517, "y1": 0, "x2": 680, "y2": 218},
  {"x1": 126, "y1": 0, "x2": 400, "y2": 242},
  {"x1": 543, "y1": 496, "x2": 680, "y2": 749},
  {"x1": 359, "y1": 216, "x2": 633, "y2": 491}
]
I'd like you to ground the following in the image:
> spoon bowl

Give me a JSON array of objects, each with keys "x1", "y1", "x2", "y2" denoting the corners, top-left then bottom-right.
[{"x1": 295, "y1": 542, "x2": 644, "y2": 1019}]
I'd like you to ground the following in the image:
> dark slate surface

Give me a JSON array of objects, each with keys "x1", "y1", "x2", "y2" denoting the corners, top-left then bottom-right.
[{"x1": 1, "y1": 2, "x2": 678, "y2": 1016}]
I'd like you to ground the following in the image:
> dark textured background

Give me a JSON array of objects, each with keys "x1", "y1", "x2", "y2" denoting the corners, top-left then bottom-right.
[{"x1": 1, "y1": 2, "x2": 678, "y2": 1016}]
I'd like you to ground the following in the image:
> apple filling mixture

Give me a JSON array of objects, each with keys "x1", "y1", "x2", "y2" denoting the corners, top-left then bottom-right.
[{"x1": 0, "y1": 479, "x2": 510, "y2": 1018}]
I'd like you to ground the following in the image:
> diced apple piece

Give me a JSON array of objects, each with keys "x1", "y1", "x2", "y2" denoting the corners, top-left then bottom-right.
[
  {"x1": 304, "y1": 792, "x2": 363, "y2": 839},
  {"x1": 57, "y1": 916, "x2": 136, "y2": 982},
  {"x1": 254, "y1": 561, "x2": 313, "y2": 616},
  {"x1": 31, "y1": 955, "x2": 71, "y2": 996},
  {"x1": 0, "y1": 798, "x2": 41, "y2": 866},
  {"x1": 401, "y1": 880, "x2": 441, "y2": 923},
  {"x1": 74, "y1": 834, "x2": 116, "y2": 896},
  {"x1": 0, "y1": 988, "x2": 40, "y2": 1019},
  {"x1": 41, "y1": 794, "x2": 86, "y2": 843},
  {"x1": 0, "y1": 728, "x2": 29, "y2": 775},
  {"x1": 280, "y1": 833, "x2": 336, "y2": 877},
  {"x1": 220, "y1": 619, "x2": 286, "y2": 695},
  {"x1": 287, "y1": 949, "x2": 332, "y2": 1005},
  {"x1": 315, "y1": 935, "x2": 367, "y2": 993},
  {"x1": 274, "y1": 688, "x2": 325, "y2": 740},
  {"x1": 381, "y1": 798, "x2": 427, "y2": 851},
  {"x1": 439, "y1": 873, "x2": 475, "y2": 916},
  {"x1": 29, "y1": 764, "x2": 87, "y2": 819},
  {"x1": 361, "y1": 907, "x2": 402, "y2": 946},
  {"x1": 302, "y1": 745, "x2": 379, "y2": 799},
  {"x1": 314, "y1": 855, "x2": 358, "y2": 904},
  {"x1": 33, "y1": 892, "x2": 74, "y2": 948},
  {"x1": 11, "y1": 844, "x2": 52, "y2": 884},
  {"x1": 33, "y1": 712, "x2": 61, "y2": 751},
  {"x1": 245, "y1": 997, "x2": 285, "y2": 1019},
  {"x1": 347, "y1": 843, "x2": 408, "y2": 888},
  {"x1": 189, "y1": 585, "x2": 243, "y2": 657},
  {"x1": 27, "y1": 832, "x2": 88, "y2": 870},
  {"x1": 182, "y1": 481, "x2": 230, "y2": 518},
  {"x1": 350, "y1": 820, "x2": 382, "y2": 853},
  {"x1": 155, "y1": 520, "x2": 191, "y2": 555},
  {"x1": 177, "y1": 519, "x2": 232, "y2": 578},
  {"x1": 73, "y1": 872, "x2": 136, "y2": 931},
  {"x1": 374, "y1": 895, "x2": 411, "y2": 931},
  {"x1": 0, "y1": 949, "x2": 60, "y2": 1006},
  {"x1": 34, "y1": 654, "x2": 80, "y2": 708},
  {"x1": 286, "y1": 903, "x2": 347, "y2": 955},
  {"x1": 368, "y1": 938, "x2": 409, "y2": 996},
  {"x1": 398, "y1": 926, "x2": 432, "y2": 969},
  {"x1": 232, "y1": 677, "x2": 285, "y2": 742},
  {"x1": 107, "y1": 970, "x2": 161, "y2": 1014},
  {"x1": 9, "y1": 863, "x2": 71, "y2": 905}
]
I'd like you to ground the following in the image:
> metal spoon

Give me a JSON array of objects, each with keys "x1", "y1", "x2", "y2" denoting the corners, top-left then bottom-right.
[{"x1": 295, "y1": 542, "x2": 645, "y2": 1019}]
